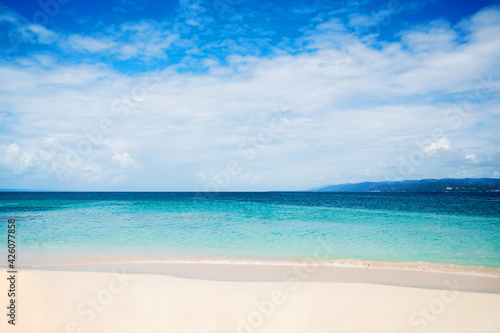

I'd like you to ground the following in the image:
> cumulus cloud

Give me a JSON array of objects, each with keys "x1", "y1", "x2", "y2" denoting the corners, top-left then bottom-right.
[
  {"x1": 112, "y1": 152, "x2": 138, "y2": 168},
  {"x1": 0, "y1": 5, "x2": 499, "y2": 190},
  {"x1": 3, "y1": 142, "x2": 55, "y2": 172},
  {"x1": 424, "y1": 137, "x2": 451, "y2": 154}
]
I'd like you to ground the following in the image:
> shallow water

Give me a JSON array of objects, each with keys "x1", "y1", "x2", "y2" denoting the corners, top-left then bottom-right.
[{"x1": 0, "y1": 192, "x2": 499, "y2": 268}]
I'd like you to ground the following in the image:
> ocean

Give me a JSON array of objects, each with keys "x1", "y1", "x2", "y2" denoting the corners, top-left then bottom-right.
[{"x1": 1, "y1": 192, "x2": 499, "y2": 269}]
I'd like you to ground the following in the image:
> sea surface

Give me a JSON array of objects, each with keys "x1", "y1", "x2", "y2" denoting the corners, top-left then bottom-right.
[{"x1": 0, "y1": 192, "x2": 499, "y2": 269}]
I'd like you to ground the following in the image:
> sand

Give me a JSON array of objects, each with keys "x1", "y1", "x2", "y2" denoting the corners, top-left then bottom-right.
[{"x1": 1, "y1": 263, "x2": 499, "y2": 333}]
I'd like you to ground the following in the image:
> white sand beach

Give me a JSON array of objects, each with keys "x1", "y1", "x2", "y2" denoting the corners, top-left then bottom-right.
[{"x1": 1, "y1": 263, "x2": 500, "y2": 333}]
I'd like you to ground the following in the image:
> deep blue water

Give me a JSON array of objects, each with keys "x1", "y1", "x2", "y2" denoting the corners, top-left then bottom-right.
[{"x1": 0, "y1": 192, "x2": 499, "y2": 267}]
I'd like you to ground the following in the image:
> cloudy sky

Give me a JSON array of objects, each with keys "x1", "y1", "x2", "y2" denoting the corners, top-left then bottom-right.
[{"x1": 0, "y1": 0, "x2": 499, "y2": 191}]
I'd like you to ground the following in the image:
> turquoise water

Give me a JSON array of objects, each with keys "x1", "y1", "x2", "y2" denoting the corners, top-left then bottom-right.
[{"x1": 0, "y1": 192, "x2": 499, "y2": 268}]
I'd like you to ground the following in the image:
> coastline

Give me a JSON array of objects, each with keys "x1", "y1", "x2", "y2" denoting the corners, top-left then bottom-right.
[
  {"x1": 1, "y1": 263, "x2": 500, "y2": 333},
  {"x1": 15, "y1": 258, "x2": 500, "y2": 293},
  {"x1": 16, "y1": 261, "x2": 500, "y2": 294},
  {"x1": 8, "y1": 252, "x2": 500, "y2": 278}
]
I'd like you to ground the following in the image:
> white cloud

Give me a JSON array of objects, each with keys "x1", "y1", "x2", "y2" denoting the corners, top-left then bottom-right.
[
  {"x1": 1, "y1": 7, "x2": 500, "y2": 190},
  {"x1": 0, "y1": 8, "x2": 178, "y2": 60},
  {"x1": 24, "y1": 24, "x2": 59, "y2": 44},
  {"x1": 185, "y1": 18, "x2": 199, "y2": 26},
  {"x1": 0, "y1": 10, "x2": 60, "y2": 47},
  {"x1": 112, "y1": 152, "x2": 138, "y2": 168},
  {"x1": 0, "y1": 12, "x2": 18, "y2": 24},
  {"x1": 424, "y1": 137, "x2": 451, "y2": 154},
  {"x1": 465, "y1": 154, "x2": 478, "y2": 163},
  {"x1": 60, "y1": 21, "x2": 179, "y2": 60},
  {"x1": 400, "y1": 21, "x2": 458, "y2": 53},
  {"x1": 2, "y1": 142, "x2": 57, "y2": 173},
  {"x1": 66, "y1": 35, "x2": 116, "y2": 53}
]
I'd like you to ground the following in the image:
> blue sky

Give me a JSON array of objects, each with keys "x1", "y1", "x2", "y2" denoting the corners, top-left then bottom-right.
[{"x1": 0, "y1": 0, "x2": 499, "y2": 191}]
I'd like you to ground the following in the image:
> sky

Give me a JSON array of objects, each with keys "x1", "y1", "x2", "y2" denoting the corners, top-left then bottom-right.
[{"x1": 0, "y1": 0, "x2": 499, "y2": 191}]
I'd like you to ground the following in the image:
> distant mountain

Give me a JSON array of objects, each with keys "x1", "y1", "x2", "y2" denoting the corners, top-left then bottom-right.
[{"x1": 311, "y1": 178, "x2": 500, "y2": 192}]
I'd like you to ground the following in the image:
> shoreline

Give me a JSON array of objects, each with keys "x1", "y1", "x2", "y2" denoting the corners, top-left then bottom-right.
[
  {"x1": 7, "y1": 252, "x2": 500, "y2": 278},
  {"x1": 7, "y1": 260, "x2": 500, "y2": 294}
]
